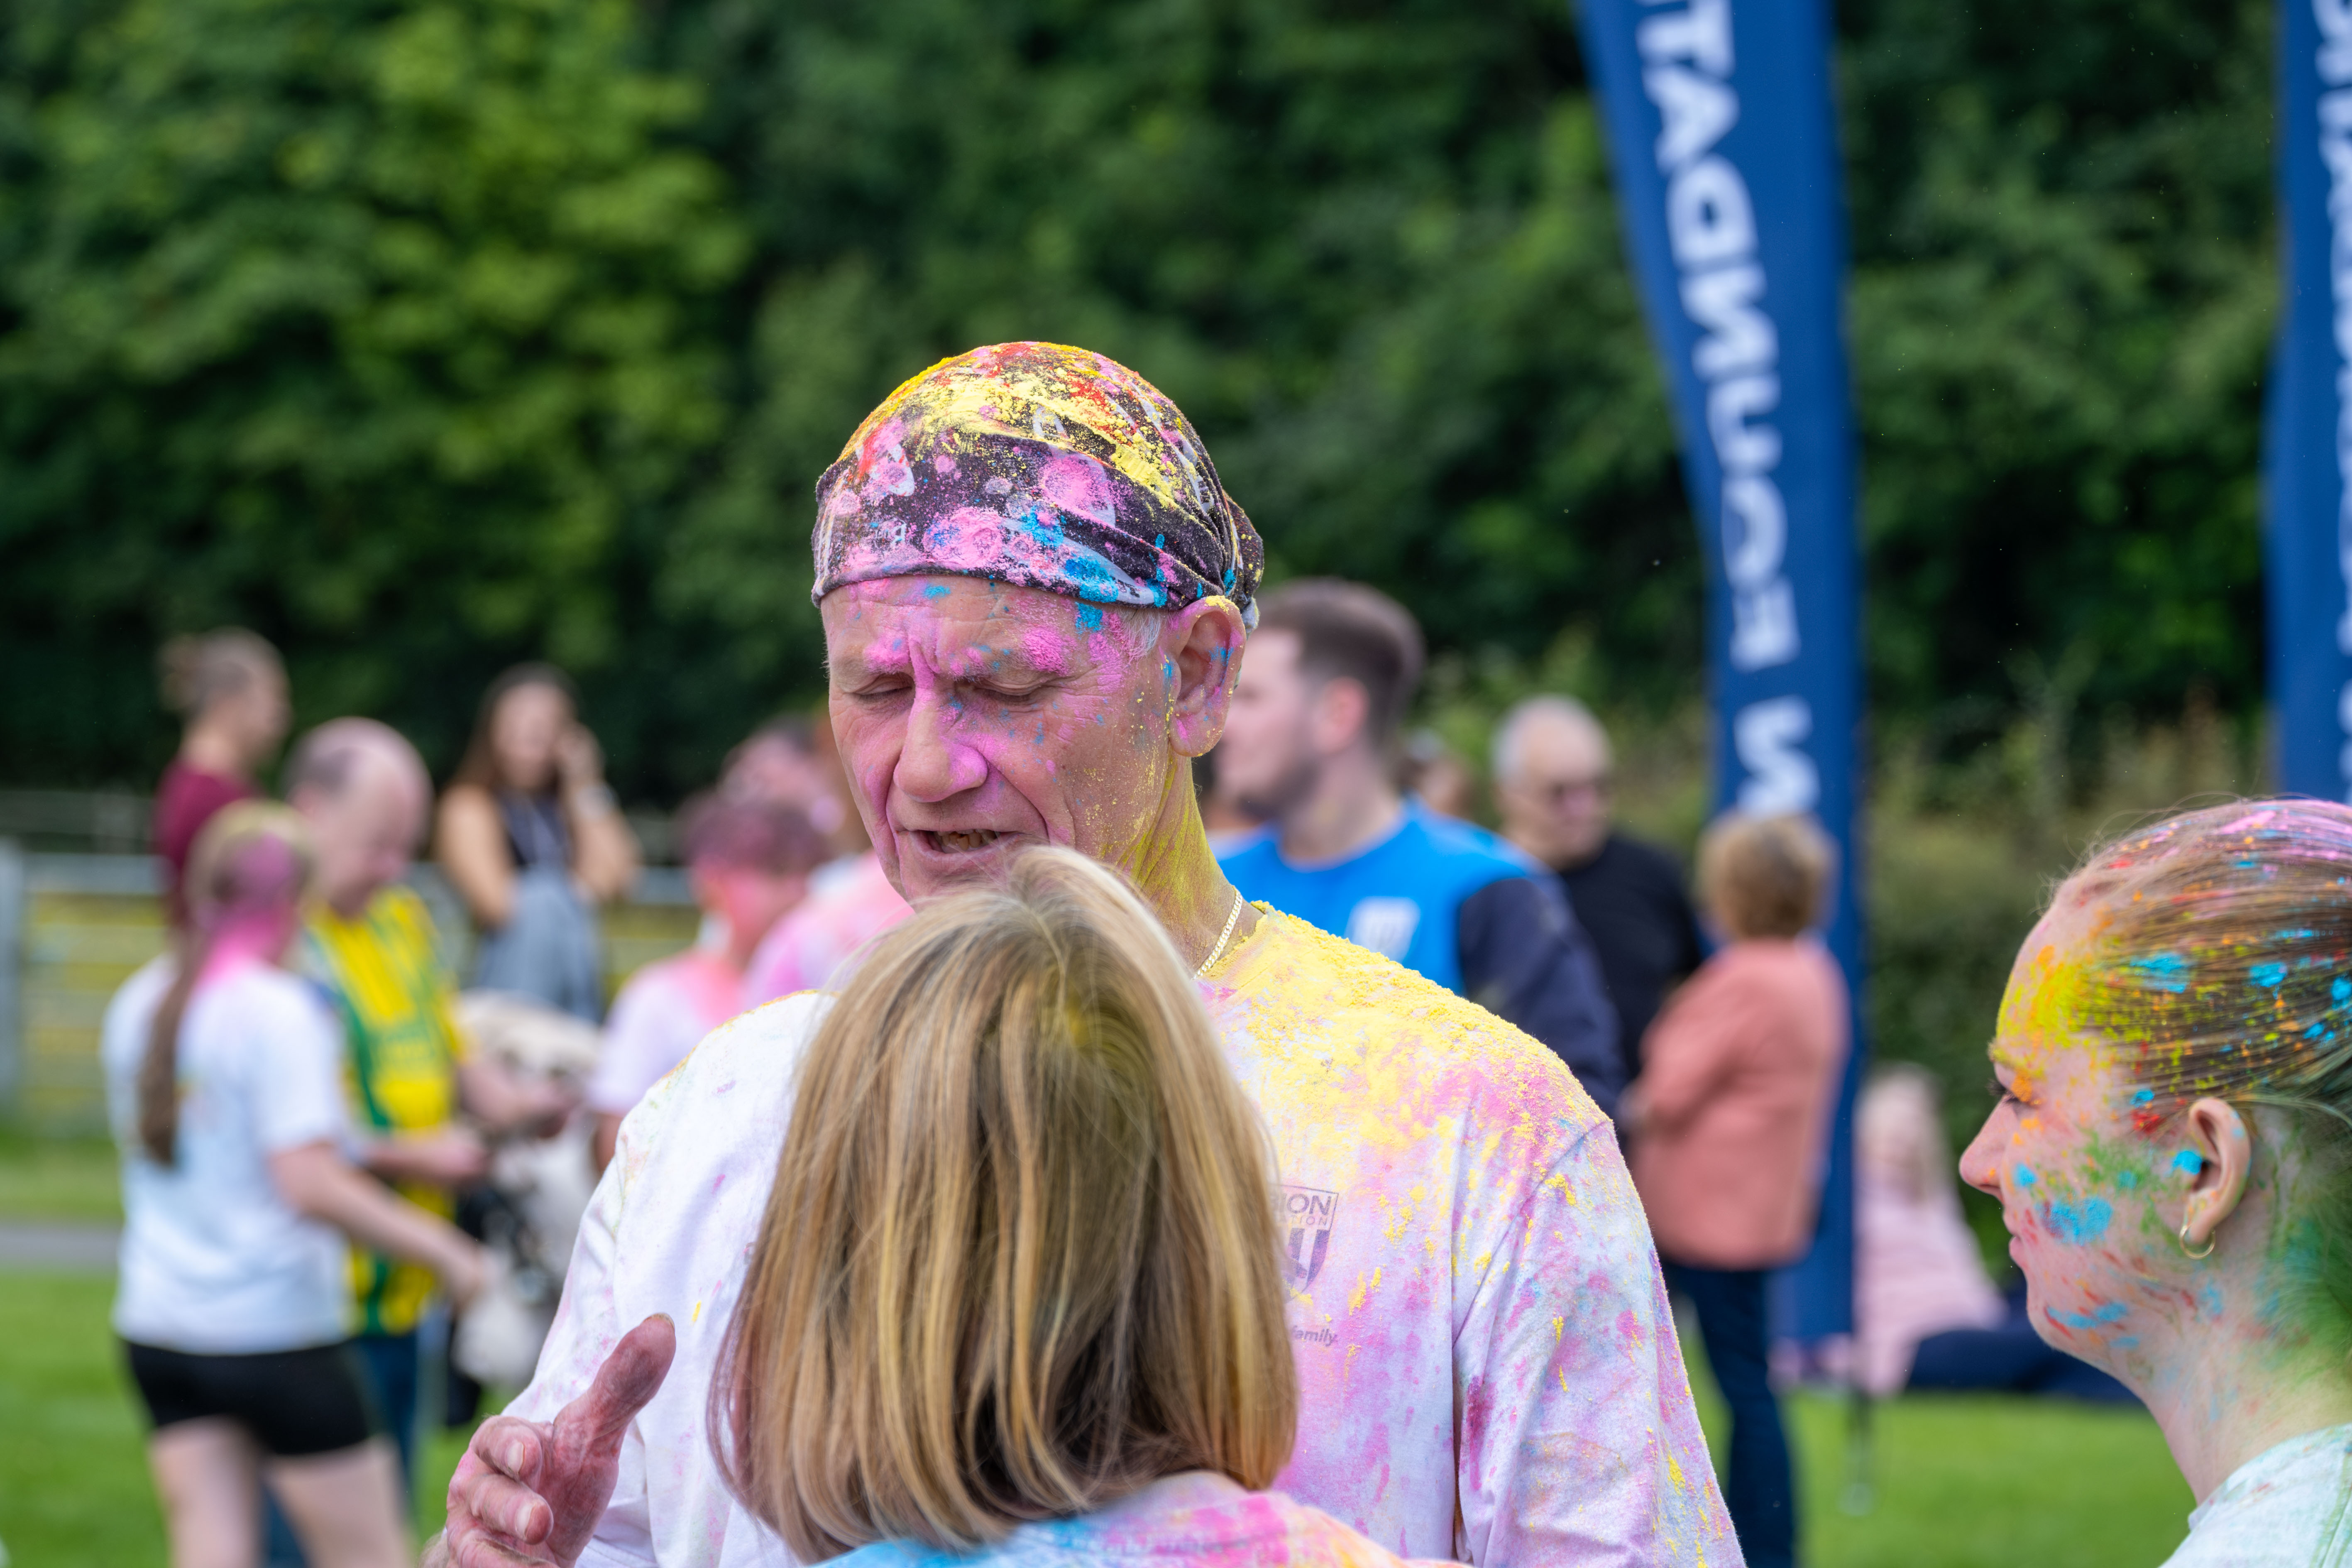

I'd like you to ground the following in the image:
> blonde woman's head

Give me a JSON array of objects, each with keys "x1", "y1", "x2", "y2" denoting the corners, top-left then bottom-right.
[
  {"x1": 711, "y1": 846, "x2": 1295, "y2": 1559},
  {"x1": 1697, "y1": 810, "x2": 1836, "y2": 941}
]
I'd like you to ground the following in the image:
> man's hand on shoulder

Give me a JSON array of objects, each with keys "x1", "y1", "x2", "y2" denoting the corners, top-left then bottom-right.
[{"x1": 439, "y1": 1314, "x2": 676, "y2": 1566}]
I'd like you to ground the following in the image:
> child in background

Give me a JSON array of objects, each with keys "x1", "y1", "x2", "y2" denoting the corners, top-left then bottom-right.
[
  {"x1": 709, "y1": 847, "x2": 1451, "y2": 1567},
  {"x1": 585, "y1": 793, "x2": 824, "y2": 1170},
  {"x1": 153, "y1": 628, "x2": 289, "y2": 929},
  {"x1": 103, "y1": 804, "x2": 483, "y2": 1568}
]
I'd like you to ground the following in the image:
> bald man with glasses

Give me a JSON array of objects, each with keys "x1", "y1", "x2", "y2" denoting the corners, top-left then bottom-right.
[{"x1": 1494, "y1": 696, "x2": 1705, "y2": 1082}]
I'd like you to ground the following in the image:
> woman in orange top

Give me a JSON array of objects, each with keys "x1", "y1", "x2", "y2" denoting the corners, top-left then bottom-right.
[{"x1": 1623, "y1": 810, "x2": 1848, "y2": 1568}]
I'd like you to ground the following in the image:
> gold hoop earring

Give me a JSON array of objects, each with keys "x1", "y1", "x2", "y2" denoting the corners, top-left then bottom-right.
[{"x1": 2179, "y1": 1222, "x2": 2216, "y2": 1260}]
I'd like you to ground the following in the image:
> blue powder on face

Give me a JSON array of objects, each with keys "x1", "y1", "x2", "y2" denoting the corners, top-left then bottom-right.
[
  {"x1": 2047, "y1": 1301, "x2": 2130, "y2": 1331},
  {"x1": 2046, "y1": 1198, "x2": 2114, "y2": 1245},
  {"x1": 2015, "y1": 1164, "x2": 2038, "y2": 1187},
  {"x1": 2171, "y1": 1150, "x2": 2204, "y2": 1175},
  {"x1": 1074, "y1": 603, "x2": 1104, "y2": 632}
]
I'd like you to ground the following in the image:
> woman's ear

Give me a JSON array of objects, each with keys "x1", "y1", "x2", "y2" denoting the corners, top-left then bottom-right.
[{"x1": 2178, "y1": 1097, "x2": 2254, "y2": 1253}]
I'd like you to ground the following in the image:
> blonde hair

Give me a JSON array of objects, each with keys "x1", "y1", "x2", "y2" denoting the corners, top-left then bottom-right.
[
  {"x1": 711, "y1": 848, "x2": 1296, "y2": 1558},
  {"x1": 139, "y1": 803, "x2": 315, "y2": 1164},
  {"x1": 1698, "y1": 810, "x2": 1836, "y2": 940}
]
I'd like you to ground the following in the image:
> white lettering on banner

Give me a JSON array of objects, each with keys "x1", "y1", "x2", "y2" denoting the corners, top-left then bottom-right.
[
  {"x1": 1638, "y1": 0, "x2": 1800, "y2": 694},
  {"x1": 1733, "y1": 697, "x2": 1819, "y2": 814},
  {"x1": 2314, "y1": 1, "x2": 2352, "y2": 789}
]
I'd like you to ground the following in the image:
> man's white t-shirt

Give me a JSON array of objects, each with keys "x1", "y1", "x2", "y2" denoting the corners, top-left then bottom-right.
[
  {"x1": 102, "y1": 955, "x2": 354, "y2": 1353},
  {"x1": 512, "y1": 910, "x2": 1734, "y2": 1567}
]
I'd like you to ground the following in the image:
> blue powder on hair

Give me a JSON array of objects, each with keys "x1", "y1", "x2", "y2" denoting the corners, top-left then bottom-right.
[
  {"x1": 2132, "y1": 953, "x2": 2191, "y2": 993},
  {"x1": 2252, "y1": 962, "x2": 2289, "y2": 989},
  {"x1": 2172, "y1": 1150, "x2": 2203, "y2": 1175},
  {"x1": 2334, "y1": 977, "x2": 2351, "y2": 1007}
]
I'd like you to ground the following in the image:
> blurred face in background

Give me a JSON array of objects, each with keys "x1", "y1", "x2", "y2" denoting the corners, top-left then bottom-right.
[
  {"x1": 821, "y1": 575, "x2": 1237, "y2": 903},
  {"x1": 296, "y1": 749, "x2": 429, "y2": 918},
  {"x1": 1496, "y1": 711, "x2": 1613, "y2": 868},
  {"x1": 1216, "y1": 629, "x2": 1335, "y2": 821},
  {"x1": 690, "y1": 860, "x2": 807, "y2": 959},
  {"x1": 726, "y1": 734, "x2": 849, "y2": 842},
  {"x1": 210, "y1": 659, "x2": 291, "y2": 773},
  {"x1": 491, "y1": 681, "x2": 571, "y2": 795}
]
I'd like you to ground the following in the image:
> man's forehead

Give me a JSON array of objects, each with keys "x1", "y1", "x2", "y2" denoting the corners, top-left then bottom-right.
[{"x1": 826, "y1": 578, "x2": 1152, "y2": 673}]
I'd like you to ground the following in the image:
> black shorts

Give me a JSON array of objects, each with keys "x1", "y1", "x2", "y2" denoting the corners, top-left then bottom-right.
[{"x1": 122, "y1": 1340, "x2": 380, "y2": 1458}]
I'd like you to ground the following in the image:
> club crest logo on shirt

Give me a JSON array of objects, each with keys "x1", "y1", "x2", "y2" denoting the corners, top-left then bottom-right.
[
  {"x1": 1279, "y1": 1184, "x2": 1339, "y2": 1287},
  {"x1": 1344, "y1": 897, "x2": 1420, "y2": 960}
]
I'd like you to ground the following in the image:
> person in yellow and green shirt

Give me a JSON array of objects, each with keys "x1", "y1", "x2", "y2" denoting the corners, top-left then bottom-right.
[{"x1": 284, "y1": 720, "x2": 575, "y2": 1500}]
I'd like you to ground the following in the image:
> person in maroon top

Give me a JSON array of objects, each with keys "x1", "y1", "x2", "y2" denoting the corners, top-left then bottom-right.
[{"x1": 154, "y1": 630, "x2": 291, "y2": 929}]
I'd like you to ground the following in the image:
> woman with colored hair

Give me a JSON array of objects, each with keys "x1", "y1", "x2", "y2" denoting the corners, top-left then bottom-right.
[
  {"x1": 707, "y1": 846, "x2": 1441, "y2": 1566},
  {"x1": 1621, "y1": 810, "x2": 1849, "y2": 1568},
  {"x1": 102, "y1": 804, "x2": 485, "y2": 1568},
  {"x1": 1963, "y1": 798, "x2": 2352, "y2": 1563},
  {"x1": 436, "y1": 664, "x2": 640, "y2": 1020}
]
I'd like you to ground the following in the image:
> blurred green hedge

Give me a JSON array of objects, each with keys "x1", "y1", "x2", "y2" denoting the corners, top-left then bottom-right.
[{"x1": 1, "y1": 0, "x2": 2274, "y2": 805}]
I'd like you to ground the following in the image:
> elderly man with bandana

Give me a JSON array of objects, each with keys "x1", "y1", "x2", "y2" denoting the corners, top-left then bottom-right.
[{"x1": 432, "y1": 345, "x2": 1734, "y2": 1568}]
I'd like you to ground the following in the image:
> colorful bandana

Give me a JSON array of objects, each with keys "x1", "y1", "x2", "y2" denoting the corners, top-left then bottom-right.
[{"x1": 811, "y1": 342, "x2": 1263, "y2": 623}]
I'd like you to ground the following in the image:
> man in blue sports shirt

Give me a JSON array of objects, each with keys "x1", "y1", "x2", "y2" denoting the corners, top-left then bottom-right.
[{"x1": 1216, "y1": 579, "x2": 1628, "y2": 1113}]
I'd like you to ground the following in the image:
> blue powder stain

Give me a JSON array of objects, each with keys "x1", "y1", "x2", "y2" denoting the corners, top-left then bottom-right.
[
  {"x1": 1074, "y1": 603, "x2": 1104, "y2": 631},
  {"x1": 2131, "y1": 1087, "x2": 2154, "y2": 1104},
  {"x1": 1223, "y1": 567, "x2": 1237, "y2": 591},
  {"x1": 2171, "y1": 1150, "x2": 2203, "y2": 1175},
  {"x1": 2015, "y1": 1165, "x2": 2038, "y2": 1187},
  {"x1": 2113, "y1": 1336, "x2": 2141, "y2": 1349},
  {"x1": 2132, "y1": 953, "x2": 2191, "y2": 993},
  {"x1": 2047, "y1": 1301, "x2": 2130, "y2": 1331},
  {"x1": 2334, "y1": 977, "x2": 2351, "y2": 1006},
  {"x1": 1154, "y1": 533, "x2": 1166, "y2": 550},
  {"x1": 922, "y1": 583, "x2": 950, "y2": 600},
  {"x1": 2046, "y1": 1198, "x2": 2113, "y2": 1245},
  {"x1": 2252, "y1": 962, "x2": 2289, "y2": 988},
  {"x1": 2117, "y1": 1170, "x2": 2140, "y2": 1190}
]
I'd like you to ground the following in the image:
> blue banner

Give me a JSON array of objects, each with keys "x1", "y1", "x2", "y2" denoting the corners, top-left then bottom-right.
[
  {"x1": 1572, "y1": 0, "x2": 1865, "y2": 1338},
  {"x1": 2268, "y1": 0, "x2": 2352, "y2": 801}
]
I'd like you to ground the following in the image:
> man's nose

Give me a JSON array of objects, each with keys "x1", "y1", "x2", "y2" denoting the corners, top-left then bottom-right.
[{"x1": 895, "y1": 691, "x2": 989, "y2": 802}]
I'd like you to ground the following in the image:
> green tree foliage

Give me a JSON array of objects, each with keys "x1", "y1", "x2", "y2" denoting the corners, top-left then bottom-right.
[
  {"x1": 0, "y1": 0, "x2": 743, "y2": 780},
  {"x1": 0, "y1": 0, "x2": 2284, "y2": 800}
]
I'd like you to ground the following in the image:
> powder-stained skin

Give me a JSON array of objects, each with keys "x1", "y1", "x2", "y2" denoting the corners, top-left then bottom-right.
[{"x1": 1960, "y1": 801, "x2": 2352, "y2": 1560}]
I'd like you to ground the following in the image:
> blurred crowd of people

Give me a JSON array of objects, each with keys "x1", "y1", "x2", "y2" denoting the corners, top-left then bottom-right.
[
  {"x1": 112, "y1": 589, "x2": 2120, "y2": 1567},
  {"x1": 98, "y1": 342, "x2": 2352, "y2": 1568}
]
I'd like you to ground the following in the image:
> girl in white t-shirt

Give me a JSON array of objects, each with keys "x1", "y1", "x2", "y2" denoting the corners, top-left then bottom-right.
[
  {"x1": 105, "y1": 803, "x2": 486, "y2": 1568},
  {"x1": 703, "y1": 848, "x2": 1450, "y2": 1568}
]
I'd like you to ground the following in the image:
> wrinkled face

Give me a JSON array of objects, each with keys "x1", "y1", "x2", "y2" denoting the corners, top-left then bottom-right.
[
  {"x1": 1214, "y1": 629, "x2": 1321, "y2": 820},
  {"x1": 1496, "y1": 715, "x2": 1612, "y2": 867},
  {"x1": 1959, "y1": 910, "x2": 2221, "y2": 1381},
  {"x1": 492, "y1": 682, "x2": 570, "y2": 794},
  {"x1": 821, "y1": 576, "x2": 1200, "y2": 900},
  {"x1": 301, "y1": 754, "x2": 428, "y2": 917}
]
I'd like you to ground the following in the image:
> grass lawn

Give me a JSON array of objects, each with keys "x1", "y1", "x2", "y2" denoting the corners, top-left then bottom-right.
[
  {"x1": 2, "y1": 1265, "x2": 2196, "y2": 1567},
  {"x1": 0, "y1": 1130, "x2": 123, "y2": 1225}
]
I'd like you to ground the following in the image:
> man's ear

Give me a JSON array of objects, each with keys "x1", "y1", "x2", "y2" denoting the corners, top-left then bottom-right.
[{"x1": 1165, "y1": 599, "x2": 1249, "y2": 758}]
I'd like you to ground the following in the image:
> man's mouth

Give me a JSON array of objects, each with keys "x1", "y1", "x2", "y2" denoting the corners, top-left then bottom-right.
[{"x1": 921, "y1": 829, "x2": 1006, "y2": 854}]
